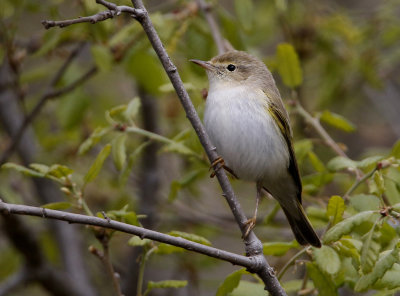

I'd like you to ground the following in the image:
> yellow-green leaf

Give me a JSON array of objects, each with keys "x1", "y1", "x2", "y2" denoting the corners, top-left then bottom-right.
[
  {"x1": 320, "y1": 110, "x2": 356, "y2": 133},
  {"x1": 41, "y1": 202, "x2": 71, "y2": 210},
  {"x1": 84, "y1": 144, "x2": 111, "y2": 185},
  {"x1": 276, "y1": 43, "x2": 303, "y2": 88},
  {"x1": 262, "y1": 240, "x2": 299, "y2": 256},
  {"x1": 2, "y1": 163, "x2": 45, "y2": 178},
  {"x1": 323, "y1": 211, "x2": 380, "y2": 243},
  {"x1": 360, "y1": 220, "x2": 381, "y2": 274},
  {"x1": 168, "y1": 231, "x2": 211, "y2": 246},
  {"x1": 308, "y1": 151, "x2": 326, "y2": 172},
  {"x1": 111, "y1": 133, "x2": 127, "y2": 171},
  {"x1": 326, "y1": 195, "x2": 345, "y2": 225},
  {"x1": 216, "y1": 269, "x2": 247, "y2": 296},
  {"x1": 307, "y1": 262, "x2": 338, "y2": 296},
  {"x1": 128, "y1": 236, "x2": 152, "y2": 247}
]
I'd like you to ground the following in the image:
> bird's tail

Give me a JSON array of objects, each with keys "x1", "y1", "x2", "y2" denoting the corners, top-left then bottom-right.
[{"x1": 281, "y1": 201, "x2": 321, "y2": 248}]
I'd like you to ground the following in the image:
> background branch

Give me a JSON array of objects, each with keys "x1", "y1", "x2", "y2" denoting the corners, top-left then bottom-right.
[{"x1": 0, "y1": 42, "x2": 97, "y2": 165}]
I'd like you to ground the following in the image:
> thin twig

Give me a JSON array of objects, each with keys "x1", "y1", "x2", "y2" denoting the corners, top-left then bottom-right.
[
  {"x1": 293, "y1": 99, "x2": 363, "y2": 179},
  {"x1": 195, "y1": 0, "x2": 225, "y2": 54},
  {"x1": 41, "y1": 2, "x2": 144, "y2": 29},
  {"x1": 277, "y1": 247, "x2": 308, "y2": 280},
  {"x1": 294, "y1": 101, "x2": 348, "y2": 158}
]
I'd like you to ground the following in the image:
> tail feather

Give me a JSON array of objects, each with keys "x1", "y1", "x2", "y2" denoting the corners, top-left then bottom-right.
[{"x1": 281, "y1": 202, "x2": 321, "y2": 248}]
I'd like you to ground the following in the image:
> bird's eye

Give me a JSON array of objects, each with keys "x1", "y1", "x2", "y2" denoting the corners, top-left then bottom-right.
[{"x1": 227, "y1": 64, "x2": 236, "y2": 71}]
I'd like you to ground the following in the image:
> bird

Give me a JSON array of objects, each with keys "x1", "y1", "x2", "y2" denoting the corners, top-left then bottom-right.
[{"x1": 191, "y1": 50, "x2": 321, "y2": 247}]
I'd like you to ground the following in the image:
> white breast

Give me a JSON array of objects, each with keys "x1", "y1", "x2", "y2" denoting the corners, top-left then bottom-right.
[{"x1": 204, "y1": 84, "x2": 289, "y2": 182}]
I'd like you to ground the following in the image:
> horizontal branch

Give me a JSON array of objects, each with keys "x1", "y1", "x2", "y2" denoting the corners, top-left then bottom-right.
[{"x1": 0, "y1": 202, "x2": 256, "y2": 269}]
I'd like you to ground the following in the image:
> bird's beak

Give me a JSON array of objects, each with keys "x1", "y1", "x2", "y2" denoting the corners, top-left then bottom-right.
[{"x1": 190, "y1": 59, "x2": 214, "y2": 71}]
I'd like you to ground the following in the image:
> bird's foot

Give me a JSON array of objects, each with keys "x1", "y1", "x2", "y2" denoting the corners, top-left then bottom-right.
[
  {"x1": 209, "y1": 156, "x2": 225, "y2": 178},
  {"x1": 209, "y1": 157, "x2": 238, "y2": 178},
  {"x1": 243, "y1": 217, "x2": 257, "y2": 238}
]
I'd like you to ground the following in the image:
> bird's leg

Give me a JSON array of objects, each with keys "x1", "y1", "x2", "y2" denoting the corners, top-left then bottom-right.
[{"x1": 244, "y1": 182, "x2": 263, "y2": 238}]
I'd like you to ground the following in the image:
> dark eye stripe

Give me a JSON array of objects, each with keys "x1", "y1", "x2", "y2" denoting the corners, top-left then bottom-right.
[{"x1": 227, "y1": 64, "x2": 236, "y2": 71}]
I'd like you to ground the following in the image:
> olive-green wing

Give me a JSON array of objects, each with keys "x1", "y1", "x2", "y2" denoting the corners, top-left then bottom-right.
[{"x1": 267, "y1": 100, "x2": 303, "y2": 203}]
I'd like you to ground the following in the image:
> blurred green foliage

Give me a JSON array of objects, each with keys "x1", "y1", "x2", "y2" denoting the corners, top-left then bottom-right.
[{"x1": 1, "y1": 0, "x2": 400, "y2": 295}]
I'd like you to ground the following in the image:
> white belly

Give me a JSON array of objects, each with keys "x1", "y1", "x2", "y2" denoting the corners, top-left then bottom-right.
[{"x1": 204, "y1": 85, "x2": 289, "y2": 182}]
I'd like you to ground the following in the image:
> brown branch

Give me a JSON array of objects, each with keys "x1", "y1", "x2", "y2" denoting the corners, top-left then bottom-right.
[
  {"x1": 41, "y1": 1, "x2": 144, "y2": 29},
  {"x1": 195, "y1": 0, "x2": 226, "y2": 54},
  {"x1": 90, "y1": 227, "x2": 123, "y2": 296},
  {"x1": 293, "y1": 100, "x2": 363, "y2": 179}
]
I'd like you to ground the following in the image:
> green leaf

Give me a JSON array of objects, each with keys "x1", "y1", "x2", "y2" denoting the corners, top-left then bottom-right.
[
  {"x1": 355, "y1": 242, "x2": 400, "y2": 292},
  {"x1": 262, "y1": 240, "x2": 299, "y2": 256},
  {"x1": 29, "y1": 163, "x2": 50, "y2": 174},
  {"x1": 323, "y1": 211, "x2": 380, "y2": 243},
  {"x1": 111, "y1": 133, "x2": 127, "y2": 171},
  {"x1": 234, "y1": 0, "x2": 254, "y2": 31},
  {"x1": 320, "y1": 110, "x2": 356, "y2": 133},
  {"x1": 327, "y1": 156, "x2": 384, "y2": 171},
  {"x1": 391, "y1": 140, "x2": 400, "y2": 158},
  {"x1": 90, "y1": 45, "x2": 113, "y2": 72},
  {"x1": 369, "y1": 170, "x2": 385, "y2": 196},
  {"x1": 314, "y1": 245, "x2": 341, "y2": 275},
  {"x1": 294, "y1": 139, "x2": 313, "y2": 164},
  {"x1": 41, "y1": 202, "x2": 71, "y2": 210},
  {"x1": 276, "y1": 43, "x2": 303, "y2": 88},
  {"x1": 125, "y1": 50, "x2": 167, "y2": 95},
  {"x1": 168, "y1": 231, "x2": 211, "y2": 246},
  {"x1": 336, "y1": 238, "x2": 361, "y2": 263},
  {"x1": 107, "y1": 207, "x2": 139, "y2": 226},
  {"x1": 145, "y1": 280, "x2": 187, "y2": 295},
  {"x1": 124, "y1": 97, "x2": 141, "y2": 122},
  {"x1": 48, "y1": 165, "x2": 73, "y2": 178},
  {"x1": 307, "y1": 262, "x2": 337, "y2": 296},
  {"x1": 327, "y1": 156, "x2": 356, "y2": 171},
  {"x1": 350, "y1": 194, "x2": 380, "y2": 212},
  {"x1": 360, "y1": 220, "x2": 381, "y2": 274},
  {"x1": 128, "y1": 236, "x2": 152, "y2": 247},
  {"x1": 155, "y1": 243, "x2": 183, "y2": 254},
  {"x1": 119, "y1": 142, "x2": 150, "y2": 185},
  {"x1": 78, "y1": 127, "x2": 110, "y2": 155},
  {"x1": 358, "y1": 155, "x2": 384, "y2": 169},
  {"x1": 2, "y1": 163, "x2": 45, "y2": 178},
  {"x1": 216, "y1": 268, "x2": 246, "y2": 296},
  {"x1": 326, "y1": 195, "x2": 345, "y2": 225},
  {"x1": 230, "y1": 280, "x2": 266, "y2": 296},
  {"x1": 84, "y1": 144, "x2": 111, "y2": 185},
  {"x1": 308, "y1": 151, "x2": 326, "y2": 172}
]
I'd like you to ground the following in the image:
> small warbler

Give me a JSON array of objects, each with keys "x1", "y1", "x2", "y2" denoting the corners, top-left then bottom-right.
[{"x1": 191, "y1": 50, "x2": 321, "y2": 247}]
